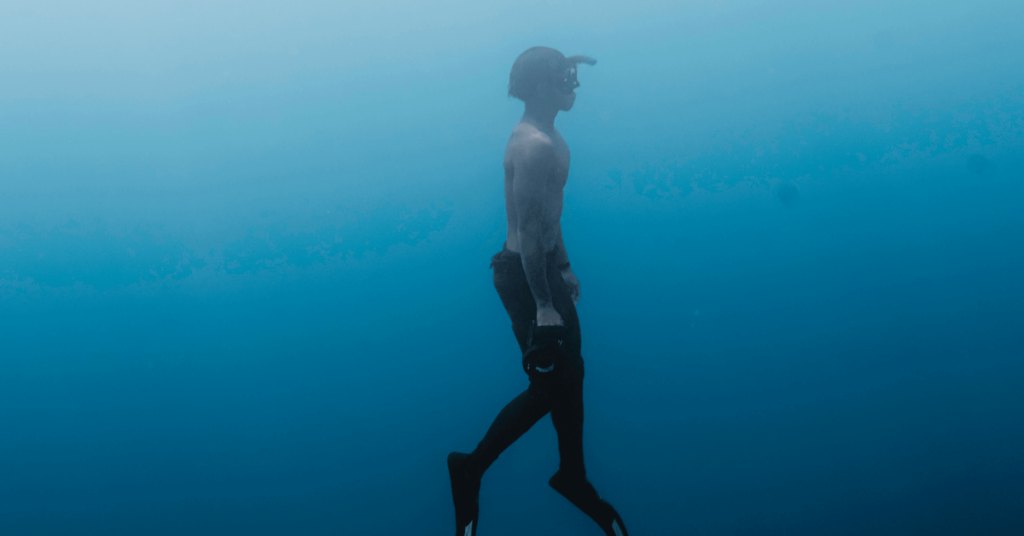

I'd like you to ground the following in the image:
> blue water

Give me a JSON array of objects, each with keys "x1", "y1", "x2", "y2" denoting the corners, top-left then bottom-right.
[{"x1": 2, "y1": 1, "x2": 1023, "y2": 534}]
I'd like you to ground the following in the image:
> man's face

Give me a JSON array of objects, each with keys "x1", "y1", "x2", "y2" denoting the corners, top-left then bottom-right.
[
  {"x1": 556, "y1": 86, "x2": 576, "y2": 111},
  {"x1": 537, "y1": 81, "x2": 576, "y2": 112},
  {"x1": 554, "y1": 65, "x2": 579, "y2": 111}
]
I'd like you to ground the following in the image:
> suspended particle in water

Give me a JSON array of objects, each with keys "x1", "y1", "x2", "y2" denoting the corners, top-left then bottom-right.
[
  {"x1": 967, "y1": 154, "x2": 989, "y2": 175},
  {"x1": 776, "y1": 182, "x2": 801, "y2": 207}
]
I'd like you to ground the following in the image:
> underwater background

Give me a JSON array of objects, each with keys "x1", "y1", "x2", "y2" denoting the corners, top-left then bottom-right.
[{"x1": 2, "y1": 1, "x2": 1022, "y2": 534}]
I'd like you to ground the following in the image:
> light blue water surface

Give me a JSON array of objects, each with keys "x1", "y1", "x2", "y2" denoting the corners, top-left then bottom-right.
[{"x1": 2, "y1": 1, "x2": 1023, "y2": 534}]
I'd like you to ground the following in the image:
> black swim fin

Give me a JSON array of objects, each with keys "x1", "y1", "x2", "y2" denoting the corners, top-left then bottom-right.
[
  {"x1": 447, "y1": 452, "x2": 480, "y2": 536},
  {"x1": 549, "y1": 471, "x2": 629, "y2": 536}
]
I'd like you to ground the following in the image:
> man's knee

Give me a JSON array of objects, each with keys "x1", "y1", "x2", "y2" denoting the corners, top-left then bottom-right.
[{"x1": 525, "y1": 373, "x2": 556, "y2": 402}]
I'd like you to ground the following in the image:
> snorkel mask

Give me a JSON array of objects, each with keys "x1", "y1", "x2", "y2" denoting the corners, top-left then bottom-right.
[{"x1": 558, "y1": 55, "x2": 597, "y2": 94}]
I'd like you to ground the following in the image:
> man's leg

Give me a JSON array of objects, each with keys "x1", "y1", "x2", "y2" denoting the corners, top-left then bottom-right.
[
  {"x1": 449, "y1": 359, "x2": 555, "y2": 536},
  {"x1": 549, "y1": 352, "x2": 585, "y2": 478},
  {"x1": 448, "y1": 252, "x2": 550, "y2": 536},
  {"x1": 547, "y1": 366, "x2": 628, "y2": 536},
  {"x1": 546, "y1": 275, "x2": 630, "y2": 536},
  {"x1": 466, "y1": 384, "x2": 550, "y2": 476},
  {"x1": 546, "y1": 268, "x2": 586, "y2": 479},
  {"x1": 464, "y1": 253, "x2": 555, "y2": 476}
]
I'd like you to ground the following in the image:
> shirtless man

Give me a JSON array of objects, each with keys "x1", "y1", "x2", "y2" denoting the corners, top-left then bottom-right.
[{"x1": 447, "y1": 46, "x2": 628, "y2": 536}]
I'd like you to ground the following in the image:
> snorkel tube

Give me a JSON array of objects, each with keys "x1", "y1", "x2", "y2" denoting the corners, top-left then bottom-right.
[{"x1": 565, "y1": 55, "x2": 597, "y2": 67}]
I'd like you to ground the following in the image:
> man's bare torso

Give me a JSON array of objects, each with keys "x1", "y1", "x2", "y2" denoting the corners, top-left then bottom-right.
[{"x1": 502, "y1": 122, "x2": 569, "y2": 253}]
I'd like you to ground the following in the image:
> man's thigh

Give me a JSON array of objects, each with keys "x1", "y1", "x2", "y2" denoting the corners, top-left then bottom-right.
[{"x1": 493, "y1": 261, "x2": 535, "y2": 353}]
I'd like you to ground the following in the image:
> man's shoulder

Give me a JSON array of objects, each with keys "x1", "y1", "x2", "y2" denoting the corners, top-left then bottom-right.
[
  {"x1": 510, "y1": 122, "x2": 554, "y2": 147},
  {"x1": 508, "y1": 124, "x2": 558, "y2": 165}
]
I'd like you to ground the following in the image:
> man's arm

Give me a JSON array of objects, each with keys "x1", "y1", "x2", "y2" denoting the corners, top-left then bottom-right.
[
  {"x1": 551, "y1": 231, "x2": 569, "y2": 267},
  {"x1": 551, "y1": 232, "x2": 580, "y2": 305},
  {"x1": 512, "y1": 139, "x2": 562, "y2": 326}
]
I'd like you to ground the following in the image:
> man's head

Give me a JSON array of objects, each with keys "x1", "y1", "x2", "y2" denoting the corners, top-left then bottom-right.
[{"x1": 508, "y1": 47, "x2": 596, "y2": 112}]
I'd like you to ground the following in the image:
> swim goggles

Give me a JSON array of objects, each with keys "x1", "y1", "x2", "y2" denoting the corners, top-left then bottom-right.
[{"x1": 557, "y1": 55, "x2": 596, "y2": 94}]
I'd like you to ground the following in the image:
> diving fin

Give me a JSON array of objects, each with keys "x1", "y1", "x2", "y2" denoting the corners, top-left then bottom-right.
[
  {"x1": 447, "y1": 452, "x2": 480, "y2": 536},
  {"x1": 549, "y1": 471, "x2": 629, "y2": 536}
]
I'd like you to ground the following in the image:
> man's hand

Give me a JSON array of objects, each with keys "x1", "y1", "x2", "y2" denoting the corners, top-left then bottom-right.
[
  {"x1": 536, "y1": 305, "x2": 563, "y2": 326},
  {"x1": 561, "y1": 266, "x2": 580, "y2": 305}
]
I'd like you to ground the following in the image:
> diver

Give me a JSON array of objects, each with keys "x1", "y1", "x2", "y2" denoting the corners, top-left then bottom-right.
[{"x1": 447, "y1": 47, "x2": 629, "y2": 536}]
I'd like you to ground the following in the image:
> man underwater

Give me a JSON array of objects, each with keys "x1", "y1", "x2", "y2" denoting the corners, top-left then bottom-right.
[{"x1": 447, "y1": 47, "x2": 629, "y2": 536}]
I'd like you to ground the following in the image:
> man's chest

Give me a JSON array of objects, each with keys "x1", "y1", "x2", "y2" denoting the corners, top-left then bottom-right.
[{"x1": 551, "y1": 139, "x2": 571, "y2": 184}]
